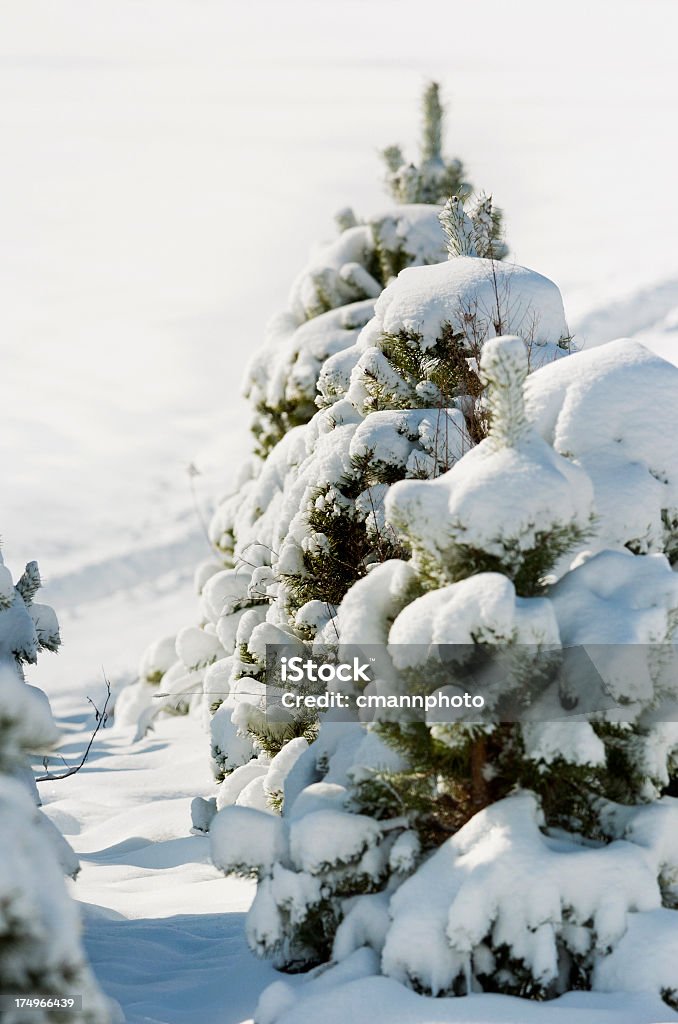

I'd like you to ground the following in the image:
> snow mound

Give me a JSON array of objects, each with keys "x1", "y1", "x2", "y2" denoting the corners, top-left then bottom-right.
[{"x1": 255, "y1": 972, "x2": 677, "y2": 1024}]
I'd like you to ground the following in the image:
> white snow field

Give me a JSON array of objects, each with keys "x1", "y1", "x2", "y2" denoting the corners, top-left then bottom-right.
[
  {"x1": 37, "y1": 712, "x2": 281, "y2": 1024},
  {"x1": 3, "y1": 0, "x2": 678, "y2": 1021}
]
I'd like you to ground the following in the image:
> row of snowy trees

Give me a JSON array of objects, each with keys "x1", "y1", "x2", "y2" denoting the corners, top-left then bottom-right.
[
  {"x1": 0, "y1": 546, "x2": 114, "y2": 1023},
  {"x1": 117, "y1": 84, "x2": 678, "y2": 1013}
]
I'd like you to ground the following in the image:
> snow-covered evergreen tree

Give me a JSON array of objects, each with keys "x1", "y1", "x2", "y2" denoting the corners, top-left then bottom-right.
[
  {"x1": 381, "y1": 82, "x2": 472, "y2": 206},
  {"x1": 115, "y1": 84, "x2": 512, "y2": 778},
  {"x1": 0, "y1": 545, "x2": 113, "y2": 1024},
  {"x1": 246, "y1": 82, "x2": 503, "y2": 460},
  {"x1": 108, "y1": 72, "x2": 678, "y2": 1016},
  {"x1": 210, "y1": 333, "x2": 678, "y2": 1009},
  {"x1": 142, "y1": 228, "x2": 568, "y2": 806}
]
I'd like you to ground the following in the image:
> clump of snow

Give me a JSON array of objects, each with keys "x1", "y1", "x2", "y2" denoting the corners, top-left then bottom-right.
[
  {"x1": 289, "y1": 809, "x2": 382, "y2": 875},
  {"x1": 387, "y1": 829, "x2": 421, "y2": 874},
  {"x1": 338, "y1": 561, "x2": 418, "y2": 648},
  {"x1": 593, "y1": 908, "x2": 678, "y2": 999},
  {"x1": 189, "y1": 795, "x2": 217, "y2": 834},
  {"x1": 216, "y1": 759, "x2": 270, "y2": 812},
  {"x1": 286, "y1": 780, "x2": 350, "y2": 822},
  {"x1": 175, "y1": 624, "x2": 224, "y2": 672},
  {"x1": 551, "y1": 549, "x2": 678, "y2": 647},
  {"x1": 332, "y1": 892, "x2": 391, "y2": 962},
  {"x1": 381, "y1": 792, "x2": 661, "y2": 996},
  {"x1": 0, "y1": 663, "x2": 59, "y2": 770},
  {"x1": 247, "y1": 299, "x2": 376, "y2": 425},
  {"x1": 264, "y1": 737, "x2": 309, "y2": 802},
  {"x1": 350, "y1": 407, "x2": 471, "y2": 478},
  {"x1": 210, "y1": 804, "x2": 287, "y2": 877},
  {"x1": 363, "y1": 256, "x2": 568, "y2": 353},
  {"x1": 549, "y1": 549, "x2": 678, "y2": 713},
  {"x1": 210, "y1": 697, "x2": 256, "y2": 781},
  {"x1": 521, "y1": 721, "x2": 606, "y2": 769},
  {"x1": 388, "y1": 572, "x2": 559, "y2": 659},
  {"x1": 370, "y1": 205, "x2": 449, "y2": 271},
  {"x1": 526, "y1": 339, "x2": 678, "y2": 556},
  {"x1": 600, "y1": 798, "x2": 678, "y2": 897},
  {"x1": 237, "y1": 772, "x2": 272, "y2": 812},
  {"x1": 287, "y1": 225, "x2": 377, "y2": 321},
  {"x1": 387, "y1": 572, "x2": 561, "y2": 722},
  {"x1": 286, "y1": 205, "x2": 447, "y2": 323},
  {"x1": 138, "y1": 634, "x2": 177, "y2": 684},
  {"x1": 201, "y1": 567, "x2": 252, "y2": 622},
  {"x1": 317, "y1": 345, "x2": 364, "y2": 407}
]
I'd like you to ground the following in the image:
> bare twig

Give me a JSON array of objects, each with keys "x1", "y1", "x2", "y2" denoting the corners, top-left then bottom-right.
[{"x1": 36, "y1": 674, "x2": 112, "y2": 782}]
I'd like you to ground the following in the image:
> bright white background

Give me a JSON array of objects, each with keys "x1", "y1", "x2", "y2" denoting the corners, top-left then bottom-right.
[
  {"x1": 4, "y1": 7, "x2": 678, "y2": 1021},
  {"x1": 2, "y1": 0, "x2": 678, "y2": 682}
]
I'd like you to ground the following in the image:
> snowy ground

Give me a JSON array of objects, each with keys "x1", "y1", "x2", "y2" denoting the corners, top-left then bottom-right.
[
  {"x1": 36, "y1": 696, "x2": 678, "y2": 1024},
  {"x1": 38, "y1": 711, "x2": 281, "y2": 1024},
  {"x1": 4, "y1": 0, "x2": 678, "y2": 1021}
]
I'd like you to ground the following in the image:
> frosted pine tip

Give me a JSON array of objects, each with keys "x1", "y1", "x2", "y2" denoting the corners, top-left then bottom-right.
[
  {"x1": 480, "y1": 335, "x2": 528, "y2": 388},
  {"x1": 480, "y1": 336, "x2": 529, "y2": 448},
  {"x1": 438, "y1": 196, "x2": 478, "y2": 259}
]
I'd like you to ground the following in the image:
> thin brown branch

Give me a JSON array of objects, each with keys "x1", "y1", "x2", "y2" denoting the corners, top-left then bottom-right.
[{"x1": 36, "y1": 674, "x2": 112, "y2": 783}]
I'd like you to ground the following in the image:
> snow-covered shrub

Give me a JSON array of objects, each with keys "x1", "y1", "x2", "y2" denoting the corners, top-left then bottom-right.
[
  {"x1": 381, "y1": 82, "x2": 474, "y2": 209},
  {"x1": 212, "y1": 335, "x2": 678, "y2": 1007},
  {"x1": 0, "y1": 777, "x2": 115, "y2": 1024},
  {"x1": 121, "y1": 84, "x2": 516, "y2": 773},
  {"x1": 362, "y1": 338, "x2": 678, "y2": 835},
  {"x1": 211, "y1": 723, "x2": 414, "y2": 971},
  {"x1": 246, "y1": 81, "x2": 504, "y2": 459},
  {"x1": 0, "y1": 546, "x2": 114, "y2": 1023},
  {"x1": 276, "y1": 233, "x2": 567, "y2": 615},
  {"x1": 118, "y1": 79, "x2": 678, "y2": 1012},
  {"x1": 189, "y1": 235, "x2": 569, "y2": 794},
  {"x1": 380, "y1": 792, "x2": 669, "y2": 997},
  {"x1": 1, "y1": 553, "x2": 61, "y2": 792}
]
